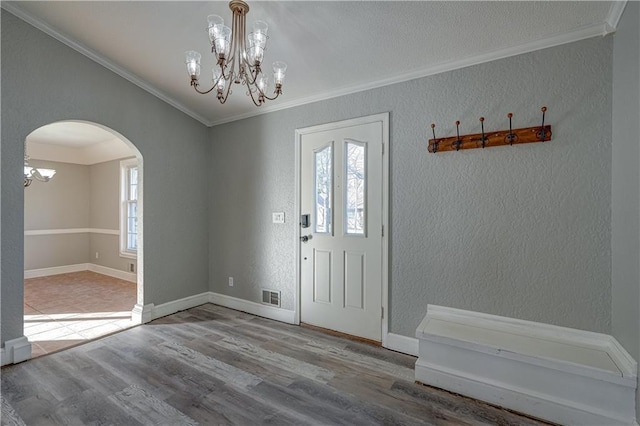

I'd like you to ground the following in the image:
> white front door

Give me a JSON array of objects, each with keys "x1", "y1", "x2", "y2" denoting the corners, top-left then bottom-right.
[{"x1": 299, "y1": 116, "x2": 386, "y2": 341}]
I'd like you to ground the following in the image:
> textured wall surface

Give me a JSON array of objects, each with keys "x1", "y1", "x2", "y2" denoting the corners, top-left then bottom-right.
[
  {"x1": 610, "y1": 2, "x2": 640, "y2": 419},
  {"x1": 210, "y1": 36, "x2": 613, "y2": 337},
  {"x1": 2, "y1": 11, "x2": 210, "y2": 344}
]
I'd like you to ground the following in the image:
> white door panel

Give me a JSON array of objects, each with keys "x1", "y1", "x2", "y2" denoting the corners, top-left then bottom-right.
[{"x1": 300, "y1": 120, "x2": 383, "y2": 341}]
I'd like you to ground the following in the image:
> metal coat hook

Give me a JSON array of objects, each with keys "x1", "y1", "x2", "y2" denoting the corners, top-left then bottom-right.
[
  {"x1": 536, "y1": 106, "x2": 547, "y2": 141},
  {"x1": 452, "y1": 121, "x2": 462, "y2": 151},
  {"x1": 479, "y1": 117, "x2": 486, "y2": 148},
  {"x1": 505, "y1": 113, "x2": 517, "y2": 145},
  {"x1": 430, "y1": 123, "x2": 439, "y2": 153}
]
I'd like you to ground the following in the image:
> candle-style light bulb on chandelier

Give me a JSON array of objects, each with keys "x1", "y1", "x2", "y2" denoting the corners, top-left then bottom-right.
[{"x1": 185, "y1": 0, "x2": 287, "y2": 106}]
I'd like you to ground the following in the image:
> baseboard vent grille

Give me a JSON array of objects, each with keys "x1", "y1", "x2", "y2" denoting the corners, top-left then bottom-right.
[{"x1": 262, "y1": 289, "x2": 281, "y2": 307}]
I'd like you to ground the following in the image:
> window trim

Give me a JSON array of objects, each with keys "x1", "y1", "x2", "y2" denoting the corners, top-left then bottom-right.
[{"x1": 119, "y1": 158, "x2": 138, "y2": 259}]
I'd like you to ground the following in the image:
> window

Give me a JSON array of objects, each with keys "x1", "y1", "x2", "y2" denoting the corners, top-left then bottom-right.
[
  {"x1": 120, "y1": 158, "x2": 138, "y2": 258},
  {"x1": 314, "y1": 143, "x2": 333, "y2": 234},
  {"x1": 344, "y1": 140, "x2": 366, "y2": 235}
]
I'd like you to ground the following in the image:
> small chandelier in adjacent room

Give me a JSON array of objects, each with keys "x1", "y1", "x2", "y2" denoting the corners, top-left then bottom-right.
[
  {"x1": 24, "y1": 140, "x2": 56, "y2": 187},
  {"x1": 185, "y1": 0, "x2": 287, "y2": 106}
]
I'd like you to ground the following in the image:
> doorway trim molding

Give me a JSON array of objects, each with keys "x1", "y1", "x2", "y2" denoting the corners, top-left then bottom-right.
[{"x1": 294, "y1": 112, "x2": 390, "y2": 346}]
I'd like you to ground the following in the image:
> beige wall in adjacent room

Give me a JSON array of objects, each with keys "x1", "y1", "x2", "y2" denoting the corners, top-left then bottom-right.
[
  {"x1": 90, "y1": 157, "x2": 137, "y2": 272},
  {"x1": 90, "y1": 158, "x2": 123, "y2": 230},
  {"x1": 24, "y1": 157, "x2": 137, "y2": 272},
  {"x1": 24, "y1": 159, "x2": 90, "y2": 230},
  {"x1": 24, "y1": 233, "x2": 90, "y2": 270}
]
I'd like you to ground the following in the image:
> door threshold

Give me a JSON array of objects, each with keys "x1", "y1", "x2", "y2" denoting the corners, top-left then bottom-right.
[{"x1": 300, "y1": 322, "x2": 381, "y2": 346}]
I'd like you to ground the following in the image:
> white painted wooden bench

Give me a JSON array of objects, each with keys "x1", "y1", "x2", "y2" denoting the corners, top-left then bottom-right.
[{"x1": 415, "y1": 305, "x2": 638, "y2": 425}]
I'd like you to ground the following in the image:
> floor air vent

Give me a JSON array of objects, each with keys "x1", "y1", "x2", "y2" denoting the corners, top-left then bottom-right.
[{"x1": 262, "y1": 289, "x2": 281, "y2": 307}]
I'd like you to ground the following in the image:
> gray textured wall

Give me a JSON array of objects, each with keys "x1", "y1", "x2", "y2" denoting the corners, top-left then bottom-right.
[
  {"x1": 210, "y1": 36, "x2": 613, "y2": 337},
  {"x1": 610, "y1": 1, "x2": 640, "y2": 419},
  {"x1": 2, "y1": 11, "x2": 210, "y2": 345}
]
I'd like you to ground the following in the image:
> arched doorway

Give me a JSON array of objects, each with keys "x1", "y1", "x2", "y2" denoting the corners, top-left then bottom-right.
[{"x1": 22, "y1": 120, "x2": 144, "y2": 357}]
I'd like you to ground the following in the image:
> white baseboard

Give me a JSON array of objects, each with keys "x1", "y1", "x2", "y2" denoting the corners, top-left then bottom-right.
[
  {"x1": 88, "y1": 264, "x2": 136, "y2": 283},
  {"x1": 24, "y1": 263, "x2": 136, "y2": 283},
  {"x1": 209, "y1": 292, "x2": 296, "y2": 324},
  {"x1": 152, "y1": 293, "x2": 211, "y2": 320},
  {"x1": 131, "y1": 292, "x2": 296, "y2": 326},
  {"x1": 385, "y1": 333, "x2": 419, "y2": 357},
  {"x1": 415, "y1": 359, "x2": 630, "y2": 425},
  {"x1": 24, "y1": 263, "x2": 89, "y2": 279},
  {"x1": 415, "y1": 305, "x2": 638, "y2": 425},
  {"x1": 1, "y1": 336, "x2": 31, "y2": 366}
]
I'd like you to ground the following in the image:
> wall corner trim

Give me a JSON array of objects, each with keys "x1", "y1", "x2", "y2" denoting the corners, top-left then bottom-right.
[
  {"x1": 606, "y1": 0, "x2": 628, "y2": 31},
  {"x1": 1, "y1": 337, "x2": 32, "y2": 366},
  {"x1": 132, "y1": 303, "x2": 154, "y2": 324}
]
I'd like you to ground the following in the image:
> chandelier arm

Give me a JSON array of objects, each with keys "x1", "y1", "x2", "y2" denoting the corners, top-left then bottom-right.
[
  {"x1": 217, "y1": 72, "x2": 235, "y2": 104},
  {"x1": 245, "y1": 76, "x2": 265, "y2": 107},
  {"x1": 259, "y1": 90, "x2": 282, "y2": 101},
  {"x1": 218, "y1": 62, "x2": 234, "y2": 82},
  {"x1": 243, "y1": 66, "x2": 260, "y2": 86},
  {"x1": 192, "y1": 82, "x2": 218, "y2": 95}
]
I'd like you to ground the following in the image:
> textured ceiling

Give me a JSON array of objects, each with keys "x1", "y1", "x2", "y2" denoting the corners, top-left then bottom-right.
[{"x1": 4, "y1": 1, "x2": 619, "y2": 126}]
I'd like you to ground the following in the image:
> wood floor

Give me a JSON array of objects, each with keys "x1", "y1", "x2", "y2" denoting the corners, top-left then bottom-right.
[
  {"x1": 2, "y1": 304, "x2": 549, "y2": 425},
  {"x1": 24, "y1": 271, "x2": 137, "y2": 357}
]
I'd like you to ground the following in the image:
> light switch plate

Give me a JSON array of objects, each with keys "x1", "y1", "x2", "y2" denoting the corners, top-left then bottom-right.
[{"x1": 272, "y1": 212, "x2": 285, "y2": 224}]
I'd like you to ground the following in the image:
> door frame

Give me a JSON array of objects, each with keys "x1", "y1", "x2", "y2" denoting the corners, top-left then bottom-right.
[{"x1": 294, "y1": 112, "x2": 390, "y2": 345}]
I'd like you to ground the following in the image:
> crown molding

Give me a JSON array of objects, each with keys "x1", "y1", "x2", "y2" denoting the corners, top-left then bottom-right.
[
  {"x1": 606, "y1": 0, "x2": 628, "y2": 31},
  {"x1": 3, "y1": 2, "x2": 618, "y2": 129},
  {"x1": 1, "y1": 2, "x2": 212, "y2": 127},
  {"x1": 209, "y1": 21, "x2": 611, "y2": 127}
]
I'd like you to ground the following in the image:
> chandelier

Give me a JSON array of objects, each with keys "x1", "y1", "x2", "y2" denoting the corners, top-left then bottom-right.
[
  {"x1": 185, "y1": 0, "x2": 287, "y2": 106},
  {"x1": 24, "y1": 140, "x2": 56, "y2": 187}
]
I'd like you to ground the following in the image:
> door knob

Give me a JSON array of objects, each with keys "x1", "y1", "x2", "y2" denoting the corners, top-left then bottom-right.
[{"x1": 300, "y1": 235, "x2": 312, "y2": 243}]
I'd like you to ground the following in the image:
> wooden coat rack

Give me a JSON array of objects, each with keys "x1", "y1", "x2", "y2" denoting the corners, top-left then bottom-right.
[{"x1": 428, "y1": 107, "x2": 551, "y2": 153}]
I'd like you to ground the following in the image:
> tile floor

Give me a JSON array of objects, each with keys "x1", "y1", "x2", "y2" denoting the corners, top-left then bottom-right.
[{"x1": 24, "y1": 271, "x2": 137, "y2": 358}]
